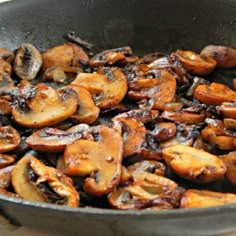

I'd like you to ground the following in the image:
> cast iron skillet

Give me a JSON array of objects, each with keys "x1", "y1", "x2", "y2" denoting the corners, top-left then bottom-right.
[{"x1": 0, "y1": 0, "x2": 236, "y2": 235}]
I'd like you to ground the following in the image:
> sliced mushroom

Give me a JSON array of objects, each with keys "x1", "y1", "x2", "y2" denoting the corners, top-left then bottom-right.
[
  {"x1": 223, "y1": 118, "x2": 236, "y2": 130},
  {"x1": 0, "y1": 48, "x2": 14, "y2": 63},
  {"x1": 162, "y1": 144, "x2": 226, "y2": 183},
  {"x1": 0, "y1": 165, "x2": 15, "y2": 188},
  {"x1": 161, "y1": 110, "x2": 206, "y2": 124},
  {"x1": 12, "y1": 156, "x2": 79, "y2": 207},
  {"x1": 200, "y1": 45, "x2": 236, "y2": 68},
  {"x1": 194, "y1": 82, "x2": 236, "y2": 105},
  {"x1": 68, "y1": 85, "x2": 100, "y2": 124},
  {"x1": 71, "y1": 67, "x2": 128, "y2": 109},
  {"x1": 128, "y1": 70, "x2": 176, "y2": 110},
  {"x1": 108, "y1": 172, "x2": 184, "y2": 210},
  {"x1": 12, "y1": 83, "x2": 78, "y2": 128},
  {"x1": 201, "y1": 126, "x2": 236, "y2": 150},
  {"x1": 0, "y1": 59, "x2": 12, "y2": 75},
  {"x1": 64, "y1": 126, "x2": 123, "y2": 196},
  {"x1": 0, "y1": 98, "x2": 12, "y2": 115},
  {"x1": 0, "y1": 126, "x2": 20, "y2": 153},
  {"x1": 89, "y1": 46, "x2": 132, "y2": 67},
  {"x1": 69, "y1": 43, "x2": 89, "y2": 67},
  {"x1": 42, "y1": 44, "x2": 74, "y2": 70},
  {"x1": 0, "y1": 154, "x2": 15, "y2": 168},
  {"x1": 14, "y1": 44, "x2": 42, "y2": 80},
  {"x1": 180, "y1": 189, "x2": 236, "y2": 209},
  {"x1": 220, "y1": 102, "x2": 236, "y2": 119},
  {"x1": 172, "y1": 50, "x2": 216, "y2": 75}
]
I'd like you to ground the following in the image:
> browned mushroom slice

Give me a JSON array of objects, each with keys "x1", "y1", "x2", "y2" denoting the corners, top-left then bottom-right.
[
  {"x1": 200, "y1": 45, "x2": 236, "y2": 68},
  {"x1": 43, "y1": 66, "x2": 82, "y2": 84},
  {"x1": 89, "y1": 46, "x2": 132, "y2": 67},
  {"x1": 0, "y1": 98, "x2": 12, "y2": 115},
  {"x1": 162, "y1": 144, "x2": 226, "y2": 183},
  {"x1": 12, "y1": 83, "x2": 78, "y2": 128},
  {"x1": 0, "y1": 165, "x2": 15, "y2": 189},
  {"x1": 180, "y1": 189, "x2": 236, "y2": 209},
  {"x1": 0, "y1": 126, "x2": 20, "y2": 153},
  {"x1": 64, "y1": 126, "x2": 123, "y2": 196},
  {"x1": 120, "y1": 166, "x2": 132, "y2": 185},
  {"x1": 113, "y1": 117, "x2": 146, "y2": 157},
  {"x1": 172, "y1": 50, "x2": 216, "y2": 75},
  {"x1": 0, "y1": 48, "x2": 14, "y2": 63},
  {"x1": 42, "y1": 44, "x2": 74, "y2": 70},
  {"x1": 14, "y1": 43, "x2": 42, "y2": 80},
  {"x1": 108, "y1": 172, "x2": 184, "y2": 210},
  {"x1": 201, "y1": 126, "x2": 236, "y2": 150},
  {"x1": 221, "y1": 151, "x2": 236, "y2": 186},
  {"x1": 161, "y1": 110, "x2": 206, "y2": 124},
  {"x1": 194, "y1": 82, "x2": 236, "y2": 105},
  {"x1": 0, "y1": 154, "x2": 15, "y2": 168},
  {"x1": 68, "y1": 85, "x2": 100, "y2": 124},
  {"x1": 69, "y1": 43, "x2": 89, "y2": 67},
  {"x1": 0, "y1": 59, "x2": 12, "y2": 75},
  {"x1": 220, "y1": 102, "x2": 236, "y2": 119},
  {"x1": 71, "y1": 67, "x2": 128, "y2": 109},
  {"x1": 12, "y1": 156, "x2": 79, "y2": 207},
  {"x1": 223, "y1": 118, "x2": 236, "y2": 130},
  {"x1": 128, "y1": 70, "x2": 176, "y2": 110},
  {"x1": 127, "y1": 160, "x2": 166, "y2": 177}
]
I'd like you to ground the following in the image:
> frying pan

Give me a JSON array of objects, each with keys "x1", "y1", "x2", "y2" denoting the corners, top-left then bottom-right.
[{"x1": 0, "y1": 0, "x2": 236, "y2": 235}]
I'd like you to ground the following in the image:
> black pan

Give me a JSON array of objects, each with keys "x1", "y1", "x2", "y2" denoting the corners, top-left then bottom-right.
[{"x1": 0, "y1": 0, "x2": 236, "y2": 235}]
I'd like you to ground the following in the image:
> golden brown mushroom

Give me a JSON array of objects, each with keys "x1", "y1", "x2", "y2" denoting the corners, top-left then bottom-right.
[
  {"x1": 64, "y1": 126, "x2": 123, "y2": 196},
  {"x1": 162, "y1": 144, "x2": 226, "y2": 183},
  {"x1": 0, "y1": 165, "x2": 15, "y2": 189},
  {"x1": 0, "y1": 59, "x2": 12, "y2": 75},
  {"x1": 220, "y1": 102, "x2": 236, "y2": 119},
  {"x1": 0, "y1": 48, "x2": 14, "y2": 63},
  {"x1": 12, "y1": 156, "x2": 79, "y2": 207}
]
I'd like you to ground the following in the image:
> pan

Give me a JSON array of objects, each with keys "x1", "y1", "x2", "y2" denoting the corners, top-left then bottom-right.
[{"x1": 0, "y1": 0, "x2": 236, "y2": 235}]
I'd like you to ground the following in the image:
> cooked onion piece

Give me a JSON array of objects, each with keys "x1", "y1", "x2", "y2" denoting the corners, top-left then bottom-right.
[
  {"x1": 12, "y1": 156, "x2": 79, "y2": 207},
  {"x1": 72, "y1": 67, "x2": 128, "y2": 109},
  {"x1": 14, "y1": 43, "x2": 42, "y2": 81},
  {"x1": 162, "y1": 144, "x2": 226, "y2": 183},
  {"x1": 201, "y1": 45, "x2": 236, "y2": 68},
  {"x1": 64, "y1": 126, "x2": 123, "y2": 196},
  {"x1": 194, "y1": 82, "x2": 236, "y2": 105},
  {"x1": 172, "y1": 50, "x2": 216, "y2": 75},
  {"x1": 180, "y1": 189, "x2": 236, "y2": 209},
  {"x1": 12, "y1": 83, "x2": 78, "y2": 128},
  {"x1": 0, "y1": 126, "x2": 20, "y2": 153}
]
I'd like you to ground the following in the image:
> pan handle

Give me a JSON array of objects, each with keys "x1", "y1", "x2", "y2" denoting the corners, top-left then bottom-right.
[{"x1": 0, "y1": 207, "x2": 21, "y2": 231}]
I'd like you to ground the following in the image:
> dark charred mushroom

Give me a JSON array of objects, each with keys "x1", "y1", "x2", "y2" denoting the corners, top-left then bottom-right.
[
  {"x1": 14, "y1": 44, "x2": 42, "y2": 80},
  {"x1": 11, "y1": 156, "x2": 79, "y2": 207},
  {"x1": 64, "y1": 126, "x2": 123, "y2": 196}
]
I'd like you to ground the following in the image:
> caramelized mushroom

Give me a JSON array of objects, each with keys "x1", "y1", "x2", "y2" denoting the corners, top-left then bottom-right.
[
  {"x1": 64, "y1": 126, "x2": 123, "y2": 196},
  {"x1": 68, "y1": 85, "x2": 100, "y2": 124},
  {"x1": 162, "y1": 144, "x2": 226, "y2": 183},
  {"x1": 0, "y1": 126, "x2": 20, "y2": 153},
  {"x1": 0, "y1": 59, "x2": 12, "y2": 75},
  {"x1": 0, "y1": 154, "x2": 15, "y2": 168},
  {"x1": 194, "y1": 82, "x2": 236, "y2": 105},
  {"x1": 0, "y1": 48, "x2": 14, "y2": 63},
  {"x1": 71, "y1": 67, "x2": 128, "y2": 109},
  {"x1": 0, "y1": 165, "x2": 15, "y2": 188},
  {"x1": 223, "y1": 118, "x2": 236, "y2": 130},
  {"x1": 89, "y1": 46, "x2": 132, "y2": 67},
  {"x1": 12, "y1": 83, "x2": 78, "y2": 128},
  {"x1": 12, "y1": 156, "x2": 79, "y2": 207},
  {"x1": 14, "y1": 44, "x2": 42, "y2": 80},
  {"x1": 0, "y1": 98, "x2": 12, "y2": 115},
  {"x1": 200, "y1": 45, "x2": 236, "y2": 68},
  {"x1": 180, "y1": 189, "x2": 236, "y2": 209},
  {"x1": 69, "y1": 43, "x2": 89, "y2": 67},
  {"x1": 172, "y1": 50, "x2": 216, "y2": 75},
  {"x1": 220, "y1": 102, "x2": 236, "y2": 119}
]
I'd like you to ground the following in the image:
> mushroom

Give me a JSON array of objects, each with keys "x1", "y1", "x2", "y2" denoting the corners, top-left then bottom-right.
[
  {"x1": 180, "y1": 189, "x2": 236, "y2": 209},
  {"x1": 71, "y1": 67, "x2": 128, "y2": 109},
  {"x1": 26, "y1": 124, "x2": 92, "y2": 152},
  {"x1": 0, "y1": 188, "x2": 17, "y2": 197},
  {"x1": 14, "y1": 43, "x2": 42, "y2": 80},
  {"x1": 0, "y1": 154, "x2": 15, "y2": 168},
  {"x1": 200, "y1": 45, "x2": 236, "y2": 68},
  {"x1": 162, "y1": 144, "x2": 226, "y2": 183},
  {"x1": 172, "y1": 49, "x2": 216, "y2": 75},
  {"x1": 12, "y1": 83, "x2": 78, "y2": 128},
  {"x1": 223, "y1": 118, "x2": 236, "y2": 130},
  {"x1": 69, "y1": 43, "x2": 89, "y2": 67},
  {"x1": 11, "y1": 156, "x2": 79, "y2": 207},
  {"x1": 0, "y1": 59, "x2": 12, "y2": 75},
  {"x1": 0, "y1": 165, "x2": 15, "y2": 189},
  {"x1": 0, "y1": 126, "x2": 21, "y2": 153},
  {"x1": 89, "y1": 46, "x2": 133, "y2": 67},
  {"x1": 219, "y1": 102, "x2": 236, "y2": 119},
  {"x1": 67, "y1": 85, "x2": 100, "y2": 124},
  {"x1": 128, "y1": 70, "x2": 176, "y2": 110},
  {"x1": 0, "y1": 48, "x2": 14, "y2": 63},
  {"x1": 194, "y1": 82, "x2": 236, "y2": 105},
  {"x1": 64, "y1": 126, "x2": 123, "y2": 196}
]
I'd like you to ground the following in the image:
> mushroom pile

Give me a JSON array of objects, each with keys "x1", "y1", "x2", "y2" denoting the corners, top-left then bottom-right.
[{"x1": 0, "y1": 34, "x2": 236, "y2": 210}]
